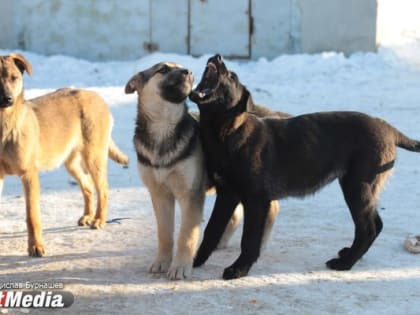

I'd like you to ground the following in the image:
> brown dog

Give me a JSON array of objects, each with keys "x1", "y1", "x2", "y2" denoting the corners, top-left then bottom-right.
[{"x1": 0, "y1": 54, "x2": 129, "y2": 257}]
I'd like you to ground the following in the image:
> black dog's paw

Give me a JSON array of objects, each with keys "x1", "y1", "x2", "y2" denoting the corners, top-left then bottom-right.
[
  {"x1": 338, "y1": 247, "x2": 351, "y2": 258},
  {"x1": 193, "y1": 256, "x2": 206, "y2": 268},
  {"x1": 222, "y1": 265, "x2": 250, "y2": 280},
  {"x1": 325, "y1": 258, "x2": 352, "y2": 271}
]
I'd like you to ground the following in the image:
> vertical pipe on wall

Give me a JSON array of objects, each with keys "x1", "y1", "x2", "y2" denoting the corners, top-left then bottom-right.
[
  {"x1": 248, "y1": 0, "x2": 252, "y2": 58},
  {"x1": 187, "y1": 0, "x2": 191, "y2": 55},
  {"x1": 149, "y1": 0, "x2": 153, "y2": 46}
]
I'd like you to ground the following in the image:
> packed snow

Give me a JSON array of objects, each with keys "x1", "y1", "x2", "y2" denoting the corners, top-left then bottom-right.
[{"x1": 1, "y1": 41, "x2": 420, "y2": 314}]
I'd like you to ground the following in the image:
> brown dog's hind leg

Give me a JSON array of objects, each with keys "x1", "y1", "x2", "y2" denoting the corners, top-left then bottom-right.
[
  {"x1": 86, "y1": 155, "x2": 109, "y2": 229},
  {"x1": 65, "y1": 153, "x2": 95, "y2": 227},
  {"x1": 0, "y1": 174, "x2": 4, "y2": 201},
  {"x1": 21, "y1": 170, "x2": 45, "y2": 257}
]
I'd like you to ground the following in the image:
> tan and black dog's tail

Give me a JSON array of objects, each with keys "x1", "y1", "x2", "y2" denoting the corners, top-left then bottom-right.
[{"x1": 109, "y1": 138, "x2": 129, "y2": 167}]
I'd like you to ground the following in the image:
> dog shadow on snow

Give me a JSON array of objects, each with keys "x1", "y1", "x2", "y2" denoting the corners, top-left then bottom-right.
[{"x1": 1, "y1": 225, "x2": 419, "y2": 287}]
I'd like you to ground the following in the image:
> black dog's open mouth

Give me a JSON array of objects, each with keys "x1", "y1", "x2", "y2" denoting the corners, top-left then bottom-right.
[
  {"x1": 206, "y1": 61, "x2": 218, "y2": 79},
  {"x1": 190, "y1": 60, "x2": 219, "y2": 101}
]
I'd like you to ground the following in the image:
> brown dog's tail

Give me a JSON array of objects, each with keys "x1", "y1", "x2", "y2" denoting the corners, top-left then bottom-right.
[
  {"x1": 394, "y1": 129, "x2": 420, "y2": 152},
  {"x1": 109, "y1": 138, "x2": 129, "y2": 167}
]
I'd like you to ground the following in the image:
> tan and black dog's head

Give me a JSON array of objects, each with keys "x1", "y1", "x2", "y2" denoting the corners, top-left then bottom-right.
[
  {"x1": 0, "y1": 53, "x2": 32, "y2": 109},
  {"x1": 125, "y1": 62, "x2": 193, "y2": 105},
  {"x1": 189, "y1": 54, "x2": 249, "y2": 112}
]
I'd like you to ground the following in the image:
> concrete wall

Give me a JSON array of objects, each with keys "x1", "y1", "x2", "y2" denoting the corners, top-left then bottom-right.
[
  {"x1": 15, "y1": 0, "x2": 150, "y2": 60},
  {"x1": 0, "y1": 0, "x2": 18, "y2": 48},
  {"x1": 0, "y1": 0, "x2": 380, "y2": 60},
  {"x1": 298, "y1": 0, "x2": 377, "y2": 55}
]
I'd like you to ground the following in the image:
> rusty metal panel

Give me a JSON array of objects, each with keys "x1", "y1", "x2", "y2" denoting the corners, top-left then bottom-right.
[
  {"x1": 190, "y1": 0, "x2": 250, "y2": 58},
  {"x1": 298, "y1": 0, "x2": 377, "y2": 55},
  {"x1": 251, "y1": 0, "x2": 293, "y2": 58},
  {"x1": 150, "y1": 0, "x2": 189, "y2": 54},
  {"x1": 17, "y1": 0, "x2": 150, "y2": 60}
]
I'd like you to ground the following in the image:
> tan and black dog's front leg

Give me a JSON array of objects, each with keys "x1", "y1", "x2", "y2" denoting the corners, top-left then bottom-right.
[
  {"x1": 168, "y1": 192, "x2": 205, "y2": 280},
  {"x1": 21, "y1": 170, "x2": 45, "y2": 257},
  {"x1": 149, "y1": 189, "x2": 176, "y2": 275}
]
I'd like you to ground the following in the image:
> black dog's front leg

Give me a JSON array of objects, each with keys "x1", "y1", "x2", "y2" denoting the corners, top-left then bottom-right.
[
  {"x1": 223, "y1": 198, "x2": 270, "y2": 280},
  {"x1": 194, "y1": 189, "x2": 239, "y2": 268}
]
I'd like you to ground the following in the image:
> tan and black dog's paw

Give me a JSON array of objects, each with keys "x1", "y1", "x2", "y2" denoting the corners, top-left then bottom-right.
[
  {"x1": 167, "y1": 262, "x2": 193, "y2": 280},
  {"x1": 149, "y1": 258, "x2": 172, "y2": 274}
]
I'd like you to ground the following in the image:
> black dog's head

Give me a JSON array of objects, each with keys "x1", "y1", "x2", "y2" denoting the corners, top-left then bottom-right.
[
  {"x1": 125, "y1": 62, "x2": 193, "y2": 104},
  {"x1": 189, "y1": 54, "x2": 248, "y2": 112}
]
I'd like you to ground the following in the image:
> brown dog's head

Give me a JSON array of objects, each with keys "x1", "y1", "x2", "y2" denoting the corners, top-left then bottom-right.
[
  {"x1": 125, "y1": 62, "x2": 193, "y2": 104},
  {"x1": 189, "y1": 54, "x2": 247, "y2": 112},
  {"x1": 0, "y1": 53, "x2": 32, "y2": 108}
]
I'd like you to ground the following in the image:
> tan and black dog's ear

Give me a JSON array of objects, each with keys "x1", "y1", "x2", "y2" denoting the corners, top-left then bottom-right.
[
  {"x1": 125, "y1": 73, "x2": 143, "y2": 94},
  {"x1": 9, "y1": 53, "x2": 32, "y2": 75}
]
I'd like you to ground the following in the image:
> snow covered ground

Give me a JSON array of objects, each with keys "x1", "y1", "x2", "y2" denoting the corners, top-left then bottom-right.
[{"x1": 1, "y1": 41, "x2": 420, "y2": 314}]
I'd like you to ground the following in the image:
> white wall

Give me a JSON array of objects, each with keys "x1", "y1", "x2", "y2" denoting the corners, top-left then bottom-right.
[{"x1": 376, "y1": 0, "x2": 420, "y2": 45}]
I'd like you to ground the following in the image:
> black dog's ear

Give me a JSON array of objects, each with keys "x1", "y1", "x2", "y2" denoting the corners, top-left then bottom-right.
[
  {"x1": 245, "y1": 92, "x2": 255, "y2": 111},
  {"x1": 237, "y1": 87, "x2": 252, "y2": 113},
  {"x1": 125, "y1": 73, "x2": 143, "y2": 94},
  {"x1": 9, "y1": 53, "x2": 32, "y2": 75}
]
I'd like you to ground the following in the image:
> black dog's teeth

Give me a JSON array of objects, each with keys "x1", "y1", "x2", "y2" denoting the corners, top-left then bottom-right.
[
  {"x1": 194, "y1": 88, "x2": 211, "y2": 99},
  {"x1": 207, "y1": 63, "x2": 217, "y2": 73}
]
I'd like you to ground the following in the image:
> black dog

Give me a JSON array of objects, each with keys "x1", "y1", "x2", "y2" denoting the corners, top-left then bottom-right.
[{"x1": 189, "y1": 54, "x2": 420, "y2": 280}]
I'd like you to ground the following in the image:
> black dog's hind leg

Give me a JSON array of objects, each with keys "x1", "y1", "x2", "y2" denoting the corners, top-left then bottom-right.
[
  {"x1": 223, "y1": 198, "x2": 270, "y2": 280},
  {"x1": 194, "y1": 189, "x2": 240, "y2": 267},
  {"x1": 326, "y1": 172, "x2": 385, "y2": 270}
]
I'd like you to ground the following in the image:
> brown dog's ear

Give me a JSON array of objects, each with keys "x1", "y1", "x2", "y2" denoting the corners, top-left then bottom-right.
[
  {"x1": 125, "y1": 73, "x2": 142, "y2": 94},
  {"x1": 9, "y1": 53, "x2": 33, "y2": 76}
]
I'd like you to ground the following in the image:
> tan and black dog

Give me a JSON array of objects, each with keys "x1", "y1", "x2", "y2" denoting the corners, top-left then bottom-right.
[
  {"x1": 0, "y1": 54, "x2": 129, "y2": 257},
  {"x1": 190, "y1": 54, "x2": 420, "y2": 280},
  {"x1": 125, "y1": 62, "x2": 285, "y2": 280},
  {"x1": 126, "y1": 62, "x2": 206, "y2": 280}
]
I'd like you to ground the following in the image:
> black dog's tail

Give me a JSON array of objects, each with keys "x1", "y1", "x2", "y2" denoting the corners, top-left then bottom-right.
[{"x1": 394, "y1": 128, "x2": 420, "y2": 152}]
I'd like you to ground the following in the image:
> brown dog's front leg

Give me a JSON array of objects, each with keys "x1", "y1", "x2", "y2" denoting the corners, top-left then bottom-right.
[
  {"x1": 0, "y1": 175, "x2": 4, "y2": 201},
  {"x1": 21, "y1": 170, "x2": 45, "y2": 257}
]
